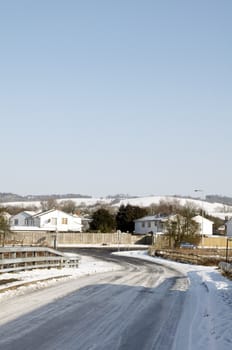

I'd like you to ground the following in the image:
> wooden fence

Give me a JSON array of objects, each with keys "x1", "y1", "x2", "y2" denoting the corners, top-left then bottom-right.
[
  {"x1": 154, "y1": 235, "x2": 231, "y2": 250},
  {"x1": 2, "y1": 231, "x2": 151, "y2": 247}
]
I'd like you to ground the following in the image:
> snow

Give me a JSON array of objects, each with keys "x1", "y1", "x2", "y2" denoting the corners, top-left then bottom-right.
[
  {"x1": 0, "y1": 254, "x2": 121, "y2": 300},
  {"x1": 0, "y1": 249, "x2": 232, "y2": 349},
  {"x1": 113, "y1": 250, "x2": 232, "y2": 350},
  {"x1": 2, "y1": 195, "x2": 232, "y2": 219},
  {"x1": 112, "y1": 195, "x2": 232, "y2": 218},
  {"x1": 0, "y1": 197, "x2": 113, "y2": 208}
]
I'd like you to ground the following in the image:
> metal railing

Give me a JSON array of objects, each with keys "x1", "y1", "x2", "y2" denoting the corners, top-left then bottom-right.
[{"x1": 0, "y1": 246, "x2": 79, "y2": 273}]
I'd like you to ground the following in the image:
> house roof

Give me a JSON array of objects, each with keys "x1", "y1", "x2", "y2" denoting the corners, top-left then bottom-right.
[
  {"x1": 11, "y1": 211, "x2": 36, "y2": 219},
  {"x1": 134, "y1": 214, "x2": 171, "y2": 223},
  {"x1": 24, "y1": 211, "x2": 37, "y2": 216},
  {"x1": 192, "y1": 215, "x2": 214, "y2": 224},
  {"x1": 32, "y1": 208, "x2": 81, "y2": 220},
  {"x1": 32, "y1": 208, "x2": 57, "y2": 218}
]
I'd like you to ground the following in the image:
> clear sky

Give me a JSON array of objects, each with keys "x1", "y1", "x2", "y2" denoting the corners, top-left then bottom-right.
[{"x1": 1, "y1": 0, "x2": 231, "y2": 197}]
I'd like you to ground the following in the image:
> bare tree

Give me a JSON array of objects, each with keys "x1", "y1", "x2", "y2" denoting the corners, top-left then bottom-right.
[
  {"x1": 165, "y1": 214, "x2": 200, "y2": 248},
  {"x1": 59, "y1": 200, "x2": 76, "y2": 214},
  {"x1": 40, "y1": 198, "x2": 58, "y2": 211},
  {"x1": 0, "y1": 213, "x2": 11, "y2": 246}
]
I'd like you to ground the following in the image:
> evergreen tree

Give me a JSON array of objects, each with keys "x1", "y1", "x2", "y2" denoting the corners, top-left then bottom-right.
[
  {"x1": 116, "y1": 205, "x2": 148, "y2": 233},
  {"x1": 90, "y1": 208, "x2": 116, "y2": 233}
]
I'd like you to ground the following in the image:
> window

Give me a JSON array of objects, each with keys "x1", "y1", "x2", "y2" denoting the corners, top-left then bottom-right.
[
  {"x1": 141, "y1": 222, "x2": 145, "y2": 228},
  {"x1": 62, "y1": 218, "x2": 68, "y2": 225},
  {"x1": 14, "y1": 219, "x2": 19, "y2": 225},
  {"x1": 147, "y1": 222, "x2": 151, "y2": 228}
]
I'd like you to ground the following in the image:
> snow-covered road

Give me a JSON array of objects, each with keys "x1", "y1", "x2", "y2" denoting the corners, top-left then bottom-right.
[
  {"x1": 115, "y1": 251, "x2": 232, "y2": 350},
  {"x1": 0, "y1": 250, "x2": 232, "y2": 350}
]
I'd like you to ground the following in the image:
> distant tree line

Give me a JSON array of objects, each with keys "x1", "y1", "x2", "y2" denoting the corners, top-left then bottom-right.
[
  {"x1": 206, "y1": 195, "x2": 232, "y2": 207},
  {"x1": 0, "y1": 192, "x2": 92, "y2": 203}
]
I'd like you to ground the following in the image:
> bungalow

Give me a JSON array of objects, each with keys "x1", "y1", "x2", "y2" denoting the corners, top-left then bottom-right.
[
  {"x1": 192, "y1": 215, "x2": 214, "y2": 236},
  {"x1": 134, "y1": 214, "x2": 178, "y2": 235},
  {"x1": 10, "y1": 209, "x2": 82, "y2": 232},
  {"x1": 10, "y1": 211, "x2": 36, "y2": 227}
]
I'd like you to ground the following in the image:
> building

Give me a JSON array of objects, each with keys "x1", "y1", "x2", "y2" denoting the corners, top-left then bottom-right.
[
  {"x1": 192, "y1": 215, "x2": 214, "y2": 236},
  {"x1": 10, "y1": 209, "x2": 82, "y2": 232},
  {"x1": 134, "y1": 214, "x2": 179, "y2": 235},
  {"x1": 10, "y1": 211, "x2": 36, "y2": 227}
]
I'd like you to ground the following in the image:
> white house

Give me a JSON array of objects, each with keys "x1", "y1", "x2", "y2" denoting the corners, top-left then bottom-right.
[
  {"x1": 134, "y1": 214, "x2": 176, "y2": 235},
  {"x1": 10, "y1": 209, "x2": 82, "y2": 232},
  {"x1": 10, "y1": 211, "x2": 36, "y2": 227},
  {"x1": 192, "y1": 215, "x2": 214, "y2": 236}
]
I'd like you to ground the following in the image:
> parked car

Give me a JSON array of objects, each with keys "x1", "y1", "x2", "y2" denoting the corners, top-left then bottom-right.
[{"x1": 180, "y1": 242, "x2": 196, "y2": 249}]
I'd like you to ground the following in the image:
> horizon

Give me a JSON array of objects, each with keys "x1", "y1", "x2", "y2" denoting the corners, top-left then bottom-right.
[{"x1": 0, "y1": 191, "x2": 231, "y2": 200}]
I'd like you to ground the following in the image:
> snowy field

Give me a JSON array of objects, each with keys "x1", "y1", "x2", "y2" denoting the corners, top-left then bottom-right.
[{"x1": 0, "y1": 250, "x2": 232, "y2": 349}]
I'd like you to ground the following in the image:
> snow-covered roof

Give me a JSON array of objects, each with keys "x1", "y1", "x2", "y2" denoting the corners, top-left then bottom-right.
[
  {"x1": 192, "y1": 215, "x2": 214, "y2": 224},
  {"x1": 24, "y1": 210, "x2": 36, "y2": 215},
  {"x1": 32, "y1": 208, "x2": 57, "y2": 218},
  {"x1": 134, "y1": 214, "x2": 171, "y2": 223},
  {"x1": 32, "y1": 208, "x2": 81, "y2": 220},
  {"x1": 11, "y1": 211, "x2": 36, "y2": 219}
]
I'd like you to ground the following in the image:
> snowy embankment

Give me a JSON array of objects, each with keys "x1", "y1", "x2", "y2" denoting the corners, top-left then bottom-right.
[
  {"x1": 0, "y1": 254, "x2": 121, "y2": 300},
  {"x1": 113, "y1": 250, "x2": 232, "y2": 350}
]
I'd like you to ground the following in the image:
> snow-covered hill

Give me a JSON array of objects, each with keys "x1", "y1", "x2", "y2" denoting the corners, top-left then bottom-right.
[
  {"x1": 112, "y1": 196, "x2": 232, "y2": 218},
  {"x1": 1, "y1": 195, "x2": 232, "y2": 219},
  {"x1": 0, "y1": 197, "x2": 112, "y2": 208}
]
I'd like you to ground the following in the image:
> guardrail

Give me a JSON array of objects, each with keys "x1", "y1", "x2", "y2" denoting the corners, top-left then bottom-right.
[{"x1": 0, "y1": 246, "x2": 80, "y2": 273}]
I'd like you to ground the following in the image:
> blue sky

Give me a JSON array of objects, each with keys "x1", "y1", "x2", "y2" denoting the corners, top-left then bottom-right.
[{"x1": 1, "y1": 0, "x2": 231, "y2": 197}]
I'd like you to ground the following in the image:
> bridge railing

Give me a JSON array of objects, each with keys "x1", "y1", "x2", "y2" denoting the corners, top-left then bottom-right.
[{"x1": 0, "y1": 246, "x2": 79, "y2": 273}]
